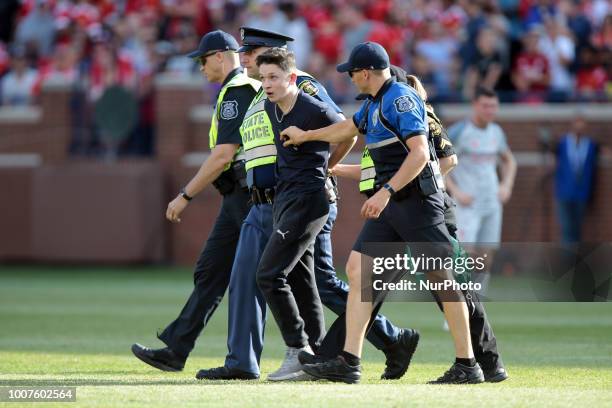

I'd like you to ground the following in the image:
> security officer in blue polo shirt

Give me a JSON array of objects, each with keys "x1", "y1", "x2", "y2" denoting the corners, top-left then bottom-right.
[
  {"x1": 131, "y1": 30, "x2": 259, "y2": 372},
  {"x1": 195, "y1": 28, "x2": 416, "y2": 381},
  {"x1": 282, "y1": 42, "x2": 485, "y2": 384}
]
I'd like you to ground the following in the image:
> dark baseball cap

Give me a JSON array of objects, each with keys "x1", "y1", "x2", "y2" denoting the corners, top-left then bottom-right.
[
  {"x1": 187, "y1": 30, "x2": 239, "y2": 58},
  {"x1": 237, "y1": 27, "x2": 294, "y2": 52},
  {"x1": 337, "y1": 42, "x2": 390, "y2": 73}
]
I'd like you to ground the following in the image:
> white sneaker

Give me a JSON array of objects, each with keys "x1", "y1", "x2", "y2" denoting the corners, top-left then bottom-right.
[{"x1": 267, "y1": 345, "x2": 314, "y2": 381}]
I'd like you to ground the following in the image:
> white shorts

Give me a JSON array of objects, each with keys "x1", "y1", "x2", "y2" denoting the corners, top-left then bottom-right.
[{"x1": 455, "y1": 204, "x2": 502, "y2": 245}]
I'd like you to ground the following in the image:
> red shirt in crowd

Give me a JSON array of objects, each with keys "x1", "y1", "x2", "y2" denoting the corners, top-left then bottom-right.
[{"x1": 514, "y1": 52, "x2": 550, "y2": 91}]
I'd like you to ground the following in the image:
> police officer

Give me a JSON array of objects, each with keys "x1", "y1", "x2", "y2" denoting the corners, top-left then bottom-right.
[
  {"x1": 196, "y1": 29, "x2": 418, "y2": 381},
  {"x1": 324, "y1": 67, "x2": 507, "y2": 382},
  {"x1": 131, "y1": 30, "x2": 259, "y2": 371},
  {"x1": 282, "y1": 42, "x2": 484, "y2": 384}
]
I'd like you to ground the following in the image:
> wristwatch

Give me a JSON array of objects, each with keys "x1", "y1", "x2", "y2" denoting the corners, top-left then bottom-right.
[
  {"x1": 382, "y1": 183, "x2": 396, "y2": 196},
  {"x1": 180, "y1": 188, "x2": 193, "y2": 201}
]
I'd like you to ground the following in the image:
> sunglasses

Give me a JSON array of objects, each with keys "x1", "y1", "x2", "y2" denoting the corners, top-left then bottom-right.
[
  {"x1": 348, "y1": 69, "x2": 365, "y2": 78},
  {"x1": 196, "y1": 51, "x2": 218, "y2": 66}
]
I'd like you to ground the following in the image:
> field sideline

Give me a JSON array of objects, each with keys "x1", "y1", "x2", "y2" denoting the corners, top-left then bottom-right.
[{"x1": 0, "y1": 266, "x2": 610, "y2": 407}]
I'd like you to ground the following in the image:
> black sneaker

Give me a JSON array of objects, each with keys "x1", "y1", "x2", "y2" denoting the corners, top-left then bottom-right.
[
  {"x1": 297, "y1": 350, "x2": 327, "y2": 365},
  {"x1": 381, "y1": 328, "x2": 420, "y2": 380},
  {"x1": 483, "y1": 366, "x2": 508, "y2": 383},
  {"x1": 131, "y1": 343, "x2": 185, "y2": 372},
  {"x1": 302, "y1": 356, "x2": 361, "y2": 384},
  {"x1": 427, "y1": 362, "x2": 485, "y2": 384},
  {"x1": 196, "y1": 366, "x2": 259, "y2": 380}
]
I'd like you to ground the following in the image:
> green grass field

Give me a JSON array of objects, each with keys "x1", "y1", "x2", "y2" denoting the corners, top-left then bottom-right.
[{"x1": 0, "y1": 266, "x2": 611, "y2": 407}]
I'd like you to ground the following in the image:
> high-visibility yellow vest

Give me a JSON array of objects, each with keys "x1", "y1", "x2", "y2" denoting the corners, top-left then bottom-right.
[
  {"x1": 240, "y1": 88, "x2": 277, "y2": 171},
  {"x1": 359, "y1": 147, "x2": 375, "y2": 193},
  {"x1": 209, "y1": 72, "x2": 260, "y2": 170}
]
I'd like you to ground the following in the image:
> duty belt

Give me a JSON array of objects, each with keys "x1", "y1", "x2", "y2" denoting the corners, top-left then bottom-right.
[
  {"x1": 250, "y1": 186, "x2": 275, "y2": 205},
  {"x1": 365, "y1": 180, "x2": 419, "y2": 200}
]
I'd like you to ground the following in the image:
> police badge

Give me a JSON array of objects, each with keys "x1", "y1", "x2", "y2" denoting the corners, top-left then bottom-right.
[
  {"x1": 220, "y1": 100, "x2": 239, "y2": 120},
  {"x1": 299, "y1": 80, "x2": 319, "y2": 96},
  {"x1": 393, "y1": 95, "x2": 415, "y2": 113}
]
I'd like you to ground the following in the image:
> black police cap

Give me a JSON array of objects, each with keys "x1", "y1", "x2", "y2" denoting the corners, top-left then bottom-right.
[
  {"x1": 187, "y1": 30, "x2": 239, "y2": 58},
  {"x1": 337, "y1": 41, "x2": 390, "y2": 73},
  {"x1": 237, "y1": 27, "x2": 294, "y2": 52}
]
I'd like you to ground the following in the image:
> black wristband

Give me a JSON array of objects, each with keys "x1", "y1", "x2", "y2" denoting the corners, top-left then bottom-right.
[
  {"x1": 180, "y1": 188, "x2": 193, "y2": 201},
  {"x1": 383, "y1": 183, "x2": 396, "y2": 196}
]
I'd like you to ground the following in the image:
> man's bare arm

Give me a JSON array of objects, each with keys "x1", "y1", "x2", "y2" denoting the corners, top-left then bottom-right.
[
  {"x1": 183, "y1": 144, "x2": 239, "y2": 197},
  {"x1": 439, "y1": 155, "x2": 458, "y2": 176},
  {"x1": 498, "y1": 149, "x2": 517, "y2": 204},
  {"x1": 331, "y1": 164, "x2": 361, "y2": 181},
  {"x1": 166, "y1": 143, "x2": 238, "y2": 223}
]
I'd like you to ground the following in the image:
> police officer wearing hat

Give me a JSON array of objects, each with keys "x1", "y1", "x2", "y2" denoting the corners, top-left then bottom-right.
[
  {"x1": 282, "y1": 42, "x2": 485, "y2": 384},
  {"x1": 131, "y1": 30, "x2": 260, "y2": 372},
  {"x1": 195, "y1": 28, "x2": 416, "y2": 381},
  {"x1": 312, "y1": 66, "x2": 508, "y2": 383}
]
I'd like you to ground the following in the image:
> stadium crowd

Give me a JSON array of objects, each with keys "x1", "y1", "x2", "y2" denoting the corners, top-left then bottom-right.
[{"x1": 0, "y1": 0, "x2": 610, "y2": 153}]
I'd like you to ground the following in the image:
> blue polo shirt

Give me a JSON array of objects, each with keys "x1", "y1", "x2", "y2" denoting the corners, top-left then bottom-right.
[{"x1": 353, "y1": 79, "x2": 428, "y2": 184}]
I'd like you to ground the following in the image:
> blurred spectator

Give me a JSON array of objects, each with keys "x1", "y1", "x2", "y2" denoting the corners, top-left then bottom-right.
[
  {"x1": 512, "y1": 27, "x2": 550, "y2": 102},
  {"x1": 415, "y1": 19, "x2": 459, "y2": 99},
  {"x1": 35, "y1": 43, "x2": 78, "y2": 87},
  {"x1": 0, "y1": 46, "x2": 39, "y2": 106},
  {"x1": 164, "y1": 23, "x2": 199, "y2": 75},
  {"x1": 278, "y1": 0, "x2": 311, "y2": 68},
  {"x1": 244, "y1": 0, "x2": 287, "y2": 34},
  {"x1": 463, "y1": 28, "x2": 504, "y2": 100},
  {"x1": 336, "y1": 5, "x2": 372, "y2": 55},
  {"x1": 0, "y1": 42, "x2": 10, "y2": 77},
  {"x1": 539, "y1": 19, "x2": 575, "y2": 101},
  {"x1": 313, "y1": 20, "x2": 342, "y2": 64},
  {"x1": 522, "y1": 0, "x2": 559, "y2": 30},
  {"x1": 409, "y1": 52, "x2": 439, "y2": 101},
  {"x1": 554, "y1": 115, "x2": 599, "y2": 243},
  {"x1": 15, "y1": 0, "x2": 56, "y2": 58},
  {"x1": 88, "y1": 41, "x2": 137, "y2": 102},
  {"x1": 575, "y1": 44, "x2": 608, "y2": 101},
  {"x1": 560, "y1": 0, "x2": 592, "y2": 51},
  {"x1": 0, "y1": 0, "x2": 20, "y2": 43}
]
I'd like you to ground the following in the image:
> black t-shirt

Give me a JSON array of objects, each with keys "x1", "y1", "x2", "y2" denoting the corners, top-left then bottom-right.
[
  {"x1": 216, "y1": 68, "x2": 258, "y2": 146},
  {"x1": 264, "y1": 91, "x2": 342, "y2": 196}
]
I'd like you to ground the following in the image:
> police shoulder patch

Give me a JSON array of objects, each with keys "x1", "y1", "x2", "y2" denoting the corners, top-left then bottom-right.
[
  {"x1": 220, "y1": 100, "x2": 239, "y2": 120},
  {"x1": 299, "y1": 80, "x2": 319, "y2": 96},
  {"x1": 393, "y1": 95, "x2": 415, "y2": 113}
]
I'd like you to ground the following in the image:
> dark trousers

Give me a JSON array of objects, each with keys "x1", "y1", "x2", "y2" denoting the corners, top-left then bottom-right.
[
  {"x1": 315, "y1": 203, "x2": 401, "y2": 350},
  {"x1": 318, "y1": 198, "x2": 504, "y2": 371},
  {"x1": 158, "y1": 188, "x2": 250, "y2": 358},
  {"x1": 556, "y1": 199, "x2": 587, "y2": 243},
  {"x1": 256, "y1": 189, "x2": 329, "y2": 349}
]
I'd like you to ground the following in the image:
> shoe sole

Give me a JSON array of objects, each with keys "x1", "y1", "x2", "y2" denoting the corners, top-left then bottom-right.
[
  {"x1": 302, "y1": 366, "x2": 360, "y2": 384},
  {"x1": 131, "y1": 345, "x2": 182, "y2": 372},
  {"x1": 427, "y1": 374, "x2": 485, "y2": 385},
  {"x1": 267, "y1": 370, "x2": 314, "y2": 382},
  {"x1": 196, "y1": 374, "x2": 259, "y2": 381},
  {"x1": 381, "y1": 330, "x2": 420, "y2": 380}
]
